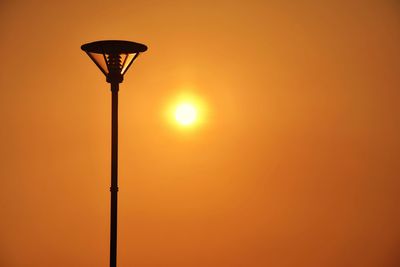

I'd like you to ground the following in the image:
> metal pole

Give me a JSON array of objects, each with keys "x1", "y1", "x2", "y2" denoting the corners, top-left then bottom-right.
[{"x1": 110, "y1": 82, "x2": 119, "y2": 267}]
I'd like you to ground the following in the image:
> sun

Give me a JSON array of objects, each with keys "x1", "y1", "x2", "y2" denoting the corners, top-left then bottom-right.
[
  {"x1": 174, "y1": 102, "x2": 198, "y2": 126},
  {"x1": 166, "y1": 92, "x2": 207, "y2": 129}
]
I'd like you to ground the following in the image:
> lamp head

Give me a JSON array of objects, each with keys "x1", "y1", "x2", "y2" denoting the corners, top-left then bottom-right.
[{"x1": 81, "y1": 40, "x2": 148, "y2": 83}]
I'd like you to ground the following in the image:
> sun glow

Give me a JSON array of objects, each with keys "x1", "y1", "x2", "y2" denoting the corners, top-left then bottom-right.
[
  {"x1": 175, "y1": 103, "x2": 197, "y2": 126},
  {"x1": 166, "y1": 93, "x2": 207, "y2": 129}
]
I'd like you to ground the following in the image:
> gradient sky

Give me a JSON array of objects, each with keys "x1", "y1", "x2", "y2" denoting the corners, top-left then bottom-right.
[{"x1": 1, "y1": 1, "x2": 400, "y2": 266}]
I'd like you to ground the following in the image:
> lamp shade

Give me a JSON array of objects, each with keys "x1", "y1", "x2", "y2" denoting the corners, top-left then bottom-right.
[{"x1": 81, "y1": 40, "x2": 148, "y2": 77}]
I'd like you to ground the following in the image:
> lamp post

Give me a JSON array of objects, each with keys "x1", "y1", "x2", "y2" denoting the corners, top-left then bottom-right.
[{"x1": 81, "y1": 40, "x2": 148, "y2": 267}]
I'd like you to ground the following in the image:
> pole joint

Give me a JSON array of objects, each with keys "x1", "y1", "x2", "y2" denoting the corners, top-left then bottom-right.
[{"x1": 110, "y1": 186, "x2": 119, "y2": 192}]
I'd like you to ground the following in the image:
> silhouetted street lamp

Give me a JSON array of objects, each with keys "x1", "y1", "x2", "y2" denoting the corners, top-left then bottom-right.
[{"x1": 81, "y1": 40, "x2": 147, "y2": 267}]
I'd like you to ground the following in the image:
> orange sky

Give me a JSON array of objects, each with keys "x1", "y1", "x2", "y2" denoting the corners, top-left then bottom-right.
[{"x1": 1, "y1": 1, "x2": 400, "y2": 266}]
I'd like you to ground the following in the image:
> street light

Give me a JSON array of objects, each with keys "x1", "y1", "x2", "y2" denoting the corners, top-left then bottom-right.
[{"x1": 81, "y1": 40, "x2": 148, "y2": 267}]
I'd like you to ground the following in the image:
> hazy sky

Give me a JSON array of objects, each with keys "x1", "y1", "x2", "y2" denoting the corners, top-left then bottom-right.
[{"x1": 1, "y1": 1, "x2": 400, "y2": 266}]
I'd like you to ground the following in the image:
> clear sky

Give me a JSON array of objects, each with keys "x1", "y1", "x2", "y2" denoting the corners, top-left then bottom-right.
[{"x1": 1, "y1": 0, "x2": 400, "y2": 266}]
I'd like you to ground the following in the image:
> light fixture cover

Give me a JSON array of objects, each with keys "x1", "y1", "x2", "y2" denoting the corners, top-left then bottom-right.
[{"x1": 81, "y1": 40, "x2": 147, "y2": 76}]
